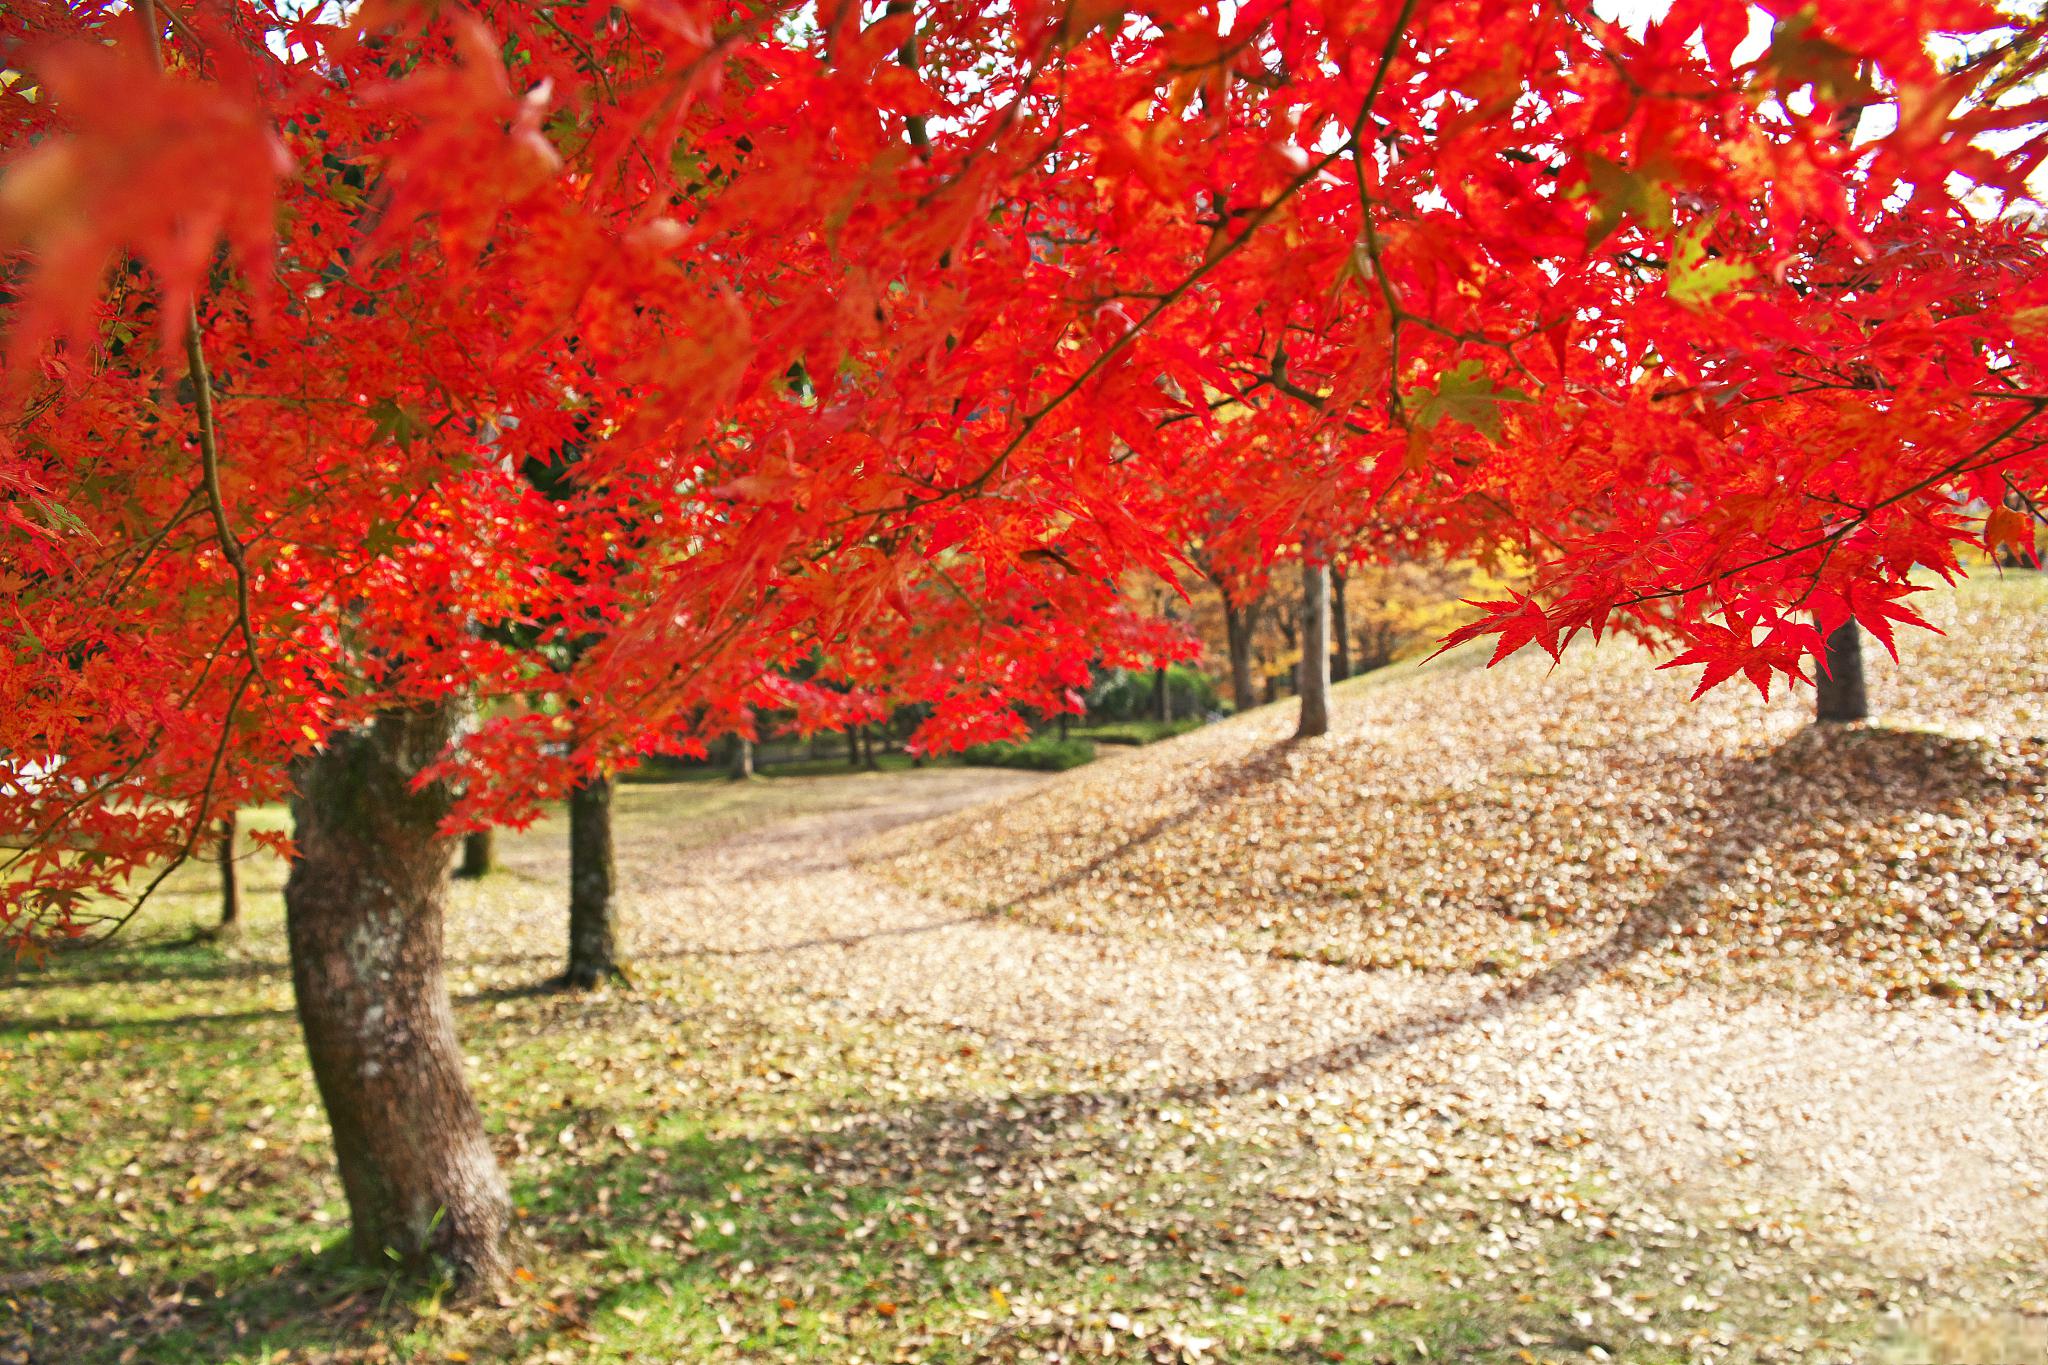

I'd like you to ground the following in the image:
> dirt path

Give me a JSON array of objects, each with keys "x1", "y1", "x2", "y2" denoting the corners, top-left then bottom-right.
[{"x1": 597, "y1": 767, "x2": 2048, "y2": 1270}]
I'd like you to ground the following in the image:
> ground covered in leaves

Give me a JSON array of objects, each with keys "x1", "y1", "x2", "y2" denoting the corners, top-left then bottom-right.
[
  {"x1": 3, "y1": 577, "x2": 2046, "y2": 1364},
  {"x1": 878, "y1": 577, "x2": 2048, "y2": 1016}
]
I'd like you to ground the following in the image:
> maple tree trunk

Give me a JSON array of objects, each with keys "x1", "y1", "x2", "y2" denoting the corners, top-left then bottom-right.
[
  {"x1": 1815, "y1": 619, "x2": 1868, "y2": 723},
  {"x1": 1296, "y1": 559, "x2": 1331, "y2": 739},
  {"x1": 860, "y1": 724, "x2": 878, "y2": 770},
  {"x1": 564, "y1": 773, "x2": 623, "y2": 988},
  {"x1": 1223, "y1": 598, "x2": 1259, "y2": 713},
  {"x1": 846, "y1": 727, "x2": 860, "y2": 768},
  {"x1": 1331, "y1": 567, "x2": 1352, "y2": 682},
  {"x1": 729, "y1": 735, "x2": 754, "y2": 780},
  {"x1": 283, "y1": 703, "x2": 510, "y2": 1287},
  {"x1": 1154, "y1": 666, "x2": 1172, "y2": 723},
  {"x1": 454, "y1": 829, "x2": 493, "y2": 880},
  {"x1": 1058, "y1": 711, "x2": 1070, "y2": 741},
  {"x1": 216, "y1": 812, "x2": 240, "y2": 933}
]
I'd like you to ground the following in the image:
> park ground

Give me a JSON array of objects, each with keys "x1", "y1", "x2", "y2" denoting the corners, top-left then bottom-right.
[{"x1": 2, "y1": 575, "x2": 2045, "y2": 1364}]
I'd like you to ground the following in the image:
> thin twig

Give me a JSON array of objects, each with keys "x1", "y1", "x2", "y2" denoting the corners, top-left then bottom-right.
[
  {"x1": 134, "y1": 0, "x2": 266, "y2": 683},
  {"x1": 184, "y1": 306, "x2": 266, "y2": 684}
]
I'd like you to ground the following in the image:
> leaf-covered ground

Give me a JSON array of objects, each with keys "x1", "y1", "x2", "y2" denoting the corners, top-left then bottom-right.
[
  {"x1": 877, "y1": 576, "x2": 2048, "y2": 1017},
  {"x1": 4, "y1": 577, "x2": 2046, "y2": 1364}
]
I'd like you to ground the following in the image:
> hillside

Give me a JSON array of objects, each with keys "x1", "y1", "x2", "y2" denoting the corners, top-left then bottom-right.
[{"x1": 871, "y1": 575, "x2": 2048, "y2": 1015}]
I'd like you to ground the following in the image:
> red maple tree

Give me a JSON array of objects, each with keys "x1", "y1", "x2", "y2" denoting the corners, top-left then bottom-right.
[{"x1": 5, "y1": 0, "x2": 2044, "y2": 1283}]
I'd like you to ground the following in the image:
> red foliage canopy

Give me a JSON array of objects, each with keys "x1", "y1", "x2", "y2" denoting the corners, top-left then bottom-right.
[{"x1": 4, "y1": 0, "x2": 2045, "y2": 946}]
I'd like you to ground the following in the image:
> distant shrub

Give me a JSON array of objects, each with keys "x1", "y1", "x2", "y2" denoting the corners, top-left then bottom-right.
[
  {"x1": 1077, "y1": 717, "x2": 1205, "y2": 746},
  {"x1": 962, "y1": 737, "x2": 1097, "y2": 771},
  {"x1": 1085, "y1": 666, "x2": 1218, "y2": 722}
]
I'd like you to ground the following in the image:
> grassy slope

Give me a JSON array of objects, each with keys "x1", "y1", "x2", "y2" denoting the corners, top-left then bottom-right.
[{"x1": 875, "y1": 575, "x2": 2047, "y2": 1015}]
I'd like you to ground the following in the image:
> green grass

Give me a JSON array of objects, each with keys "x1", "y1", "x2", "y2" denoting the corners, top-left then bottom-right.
[{"x1": 4, "y1": 781, "x2": 2042, "y2": 1363}]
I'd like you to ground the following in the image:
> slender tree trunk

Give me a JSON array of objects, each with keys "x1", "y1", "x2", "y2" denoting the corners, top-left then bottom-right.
[
  {"x1": 1331, "y1": 567, "x2": 1352, "y2": 682},
  {"x1": 1296, "y1": 558, "x2": 1331, "y2": 739},
  {"x1": 1815, "y1": 619, "x2": 1868, "y2": 723},
  {"x1": 217, "y1": 812, "x2": 241, "y2": 933},
  {"x1": 1223, "y1": 598, "x2": 1259, "y2": 713},
  {"x1": 1058, "y1": 711, "x2": 1071, "y2": 741},
  {"x1": 1153, "y1": 666, "x2": 1172, "y2": 723},
  {"x1": 454, "y1": 829, "x2": 493, "y2": 880},
  {"x1": 729, "y1": 735, "x2": 754, "y2": 780},
  {"x1": 846, "y1": 726, "x2": 860, "y2": 768},
  {"x1": 284, "y1": 703, "x2": 510, "y2": 1287},
  {"x1": 564, "y1": 774, "x2": 623, "y2": 988}
]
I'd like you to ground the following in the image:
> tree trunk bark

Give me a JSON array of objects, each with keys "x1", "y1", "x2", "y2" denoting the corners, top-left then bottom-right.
[
  {"x1": 846, "y1": 727, "x2": 860, "y2": 768},
  {"x1": 1331, "y1": 566, "x2": 1351, "y2": 682},
  {"x1": 284, "y1": 703, "x2": 510, "y2": 1287},
  {"x1": 454, "y1": 829, "x2": 493, "y2": 880},
  {"x1": 1153, "y1": 666, "x2": 1172, "y2": 723},
  {"x1": 564, "y1": 774, "x2": 623, "y2": 988},
  {"x1": 729, "y1": 735, "x2": 754, "y2": 780},
  {"x1": 859, "y1": 723, "x2": 878, "y2": 770},
  {"x1": 1815, "y1": 618, "x2": 1868, "y2": 723},
  {"x1": 1296, "y1": 558, "x2": 1332, "y2": 739},
  {"x1": 217, "y1": 812, "x2": 241, "y2": 933},
  {"x1": 1223, "y1": 598, "x2": 1259, "y2": 713}
]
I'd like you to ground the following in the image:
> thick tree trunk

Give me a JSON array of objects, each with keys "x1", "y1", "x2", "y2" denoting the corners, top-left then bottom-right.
[
  {"x1": 454, "y1": 829, "x2": 493, "y2": 880},
  {"x1": 1331, "y1": 567, "x2": 1351, "y2": 682},
  {"x1": 859, "y1": 724, "x2": 878, "y2": 770},
  {"x1": 1223, "y1": 598, "x2": 1259, "y2": 712},
  {"x1": 1058, "y1": 711, "x2": 1071, "y2": 741},
  {"x1": 1296, "y1": 558, "x2": 1332, "y2": 739},
  {"x1": 729, "y1": 735, "x2": 754, "y2": 781},
  {"x1": 846, "y1": 726, "x2": 860, "y2": 768},
  {"x1": 217, "y1": 812, "x2": 240, "y2": 933},
  {"x1": 1815, "y1": 618, "x2": 1868, "y2": 723},
  {"x1": 564, "y1": 773, "x2": 623, "y2": 988},
  {"x1": 284, "y1": 703, "x2": 510, "y2": 1287},
  {"x1": 1153, "y1": 666, "x2": 1172, "y2": 723}
]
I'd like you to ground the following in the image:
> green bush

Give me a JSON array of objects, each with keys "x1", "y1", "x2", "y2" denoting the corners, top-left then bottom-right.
[
  {"x1": 961, "y1": 736, "x2": 1097, "y2": 771},
  {"x1": 1085, "y1": 665, "x2": 1218, "y2": 722},
  {"x1": 1075, "y1": 717, "x2": 1206, "y2": 746}
]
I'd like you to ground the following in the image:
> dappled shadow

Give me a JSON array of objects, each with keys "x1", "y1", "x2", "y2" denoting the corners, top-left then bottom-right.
[
  {"x1": 0, "y1": 943, "x2": 289, "y2": 992},
  {"x1": 0, "y1": 1064, "x2": 1683, "y2": 1365}
]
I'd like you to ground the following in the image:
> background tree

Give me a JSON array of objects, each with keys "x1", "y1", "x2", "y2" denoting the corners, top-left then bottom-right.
[
  {"x1": 1295, "y1": 556, "x2": 1332, "y2": 739},
  {"x1": 214, "y1": 813, "x2": 239, "y2": 934},
  {"x1": 455, "y1": 829, "x2": 493, "y2": 880}
]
